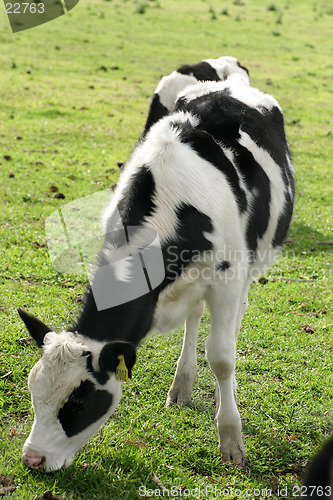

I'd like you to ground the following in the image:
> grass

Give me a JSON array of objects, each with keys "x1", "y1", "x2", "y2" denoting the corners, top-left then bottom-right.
[{"x1": 0, "y1": 0, "x2": 332, "y2": 498}]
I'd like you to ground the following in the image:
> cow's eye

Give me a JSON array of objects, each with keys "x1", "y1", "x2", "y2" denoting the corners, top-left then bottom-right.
[{"x1": 58, "y1": 380, "x2": 113, "y2": 437}]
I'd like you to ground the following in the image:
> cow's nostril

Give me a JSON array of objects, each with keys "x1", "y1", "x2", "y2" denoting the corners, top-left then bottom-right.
[{"x1": 22, "y1": 452, "x2": 46, "y2": 469}]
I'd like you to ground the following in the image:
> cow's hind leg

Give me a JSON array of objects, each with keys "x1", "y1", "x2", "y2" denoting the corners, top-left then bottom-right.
[
  {"x1": 206, "y1": 282, "x2": 246, "y2": 466},
  {"x1": 215, "y1": 282, "x2": 249, "y2": 411},
  {"x1": 166, "y1": 300, "x2": 205, "y2": 407}
]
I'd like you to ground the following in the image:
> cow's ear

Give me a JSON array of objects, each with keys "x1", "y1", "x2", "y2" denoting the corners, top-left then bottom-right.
[
  {"x1": 17, "y1": 308, "x2": 52, "y2": 348},
  {"x1": 99, "y1": 341, "x2": 136, "y2": 380}
]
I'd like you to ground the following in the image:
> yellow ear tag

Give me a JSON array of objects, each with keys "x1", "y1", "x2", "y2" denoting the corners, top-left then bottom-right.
[{"x1": 116, "y1": 354, "x2": 128, "y2": 382}]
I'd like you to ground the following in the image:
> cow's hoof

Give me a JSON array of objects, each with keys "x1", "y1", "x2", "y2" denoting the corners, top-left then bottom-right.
[
  {"x1": 165, "y1": 392, "x2": 191, "y2": 407},
  {"x1": 219, "y1": 441, "x2": 246, "y2": 467},
  {"x1": 222, "y1": 455, "x2": 246, "y2": 468}
]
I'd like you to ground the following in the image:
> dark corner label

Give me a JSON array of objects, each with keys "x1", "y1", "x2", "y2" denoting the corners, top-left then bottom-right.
[{"x1": 4, "y1": 0, "x2": 80, "y2": 33}]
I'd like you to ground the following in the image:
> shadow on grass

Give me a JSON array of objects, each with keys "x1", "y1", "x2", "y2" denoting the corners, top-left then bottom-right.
[
  {"x1": 286, "y1": 221, "x2": 332, "y2": 254},
  {"x1": 23, "y1": 465, "x2": 145, "y2": 500}
]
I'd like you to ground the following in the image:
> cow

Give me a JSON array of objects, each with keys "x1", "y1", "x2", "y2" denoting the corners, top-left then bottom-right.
[
  {"x1": 116, "y1": 56, "x2": 249, "y2": 170},
  {"x1": 19, "y1": 72, "x2": 294, "y2": 472},
  {"x1": 142, "y1": 56, "x2": 249, "y2": 136}
]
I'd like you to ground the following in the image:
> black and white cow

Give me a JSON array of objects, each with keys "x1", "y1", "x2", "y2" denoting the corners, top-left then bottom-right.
[
  {"x1": 142, "y1": 56, "x2": 249, "y2": 135},
  {"x1": 19, "y1": 73, "x2": 294, "y2": 471}
]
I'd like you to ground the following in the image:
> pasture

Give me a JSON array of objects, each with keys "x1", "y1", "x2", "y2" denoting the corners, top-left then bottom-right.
[{"x1": 0, "y1": 0, "x2": 332, "y2": 498}]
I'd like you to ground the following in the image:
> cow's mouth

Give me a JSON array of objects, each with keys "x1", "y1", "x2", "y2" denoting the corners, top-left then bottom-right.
[
  {"x1": 22, "y1": 454, "x2": 46, "y2": 470},
  {"x1": 34, "y1": 457, "x2": 46, "y2": 469}
]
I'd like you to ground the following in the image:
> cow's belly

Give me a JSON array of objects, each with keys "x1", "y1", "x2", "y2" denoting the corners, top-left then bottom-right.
[{"x1": 152, "y1": 265, "x2": 209, "y2": 334}]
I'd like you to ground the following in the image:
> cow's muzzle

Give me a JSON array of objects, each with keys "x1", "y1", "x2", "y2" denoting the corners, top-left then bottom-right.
[{"x1": 22, "y1": 451, "x2": 46, "y2": 470}]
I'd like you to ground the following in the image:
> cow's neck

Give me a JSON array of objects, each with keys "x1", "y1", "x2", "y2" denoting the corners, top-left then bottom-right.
[{"x1": 70, "y1": 286, "x2": 159, "y2": 347}]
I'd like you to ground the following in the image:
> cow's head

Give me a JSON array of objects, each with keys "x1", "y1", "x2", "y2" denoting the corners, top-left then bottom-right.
[{"x1": 18, "y1": 308, "x2": 136, "y2": 472}]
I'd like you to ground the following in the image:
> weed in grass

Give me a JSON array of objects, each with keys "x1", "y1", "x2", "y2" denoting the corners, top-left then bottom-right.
[
  {"x1": 135, "y1": 3, "x2": 147, "y2": 15},
  {"x1": 134, "y1": 0, "x2": 160, "y2": 15},
  {"x1": 276, "y1": 11, "x2": 283, "y2": 24},
  {"x1": 209, "y1": 6, "x2": 217, "y2": 20}
]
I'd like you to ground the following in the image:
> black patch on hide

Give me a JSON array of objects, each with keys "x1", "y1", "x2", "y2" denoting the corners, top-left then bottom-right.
[
  {"x1": 58, "y1": 380, "x2": 112, "y2": 437},
  {"x1": 174, "y1": 121, "x2": 247, "y2": 213},
  {"x1": 143, "y1": 93, "x2": 169, "y2": 135},
  {"x1": 217, "y1": 261, "x2": 230, "y2": 271},
  {"x1": 177, "y1": 61, "x2": 220, "y2": 82}
]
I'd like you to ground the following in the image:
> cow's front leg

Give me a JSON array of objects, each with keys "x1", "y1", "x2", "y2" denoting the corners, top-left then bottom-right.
[
  {"x1": 206, "y1": 284, "x2": 246, "y2": 466},
  {"x1": 166, "y1": 301, "x2": 205, "y2": 407},
  {"x1": 215, "y1": 375, "x2": 238, "y2": 413}
]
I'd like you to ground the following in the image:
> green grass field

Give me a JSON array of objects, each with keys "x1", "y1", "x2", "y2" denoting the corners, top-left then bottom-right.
[{"x1": 0, "y1": 0, "x2": 332, "y2": 498}]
